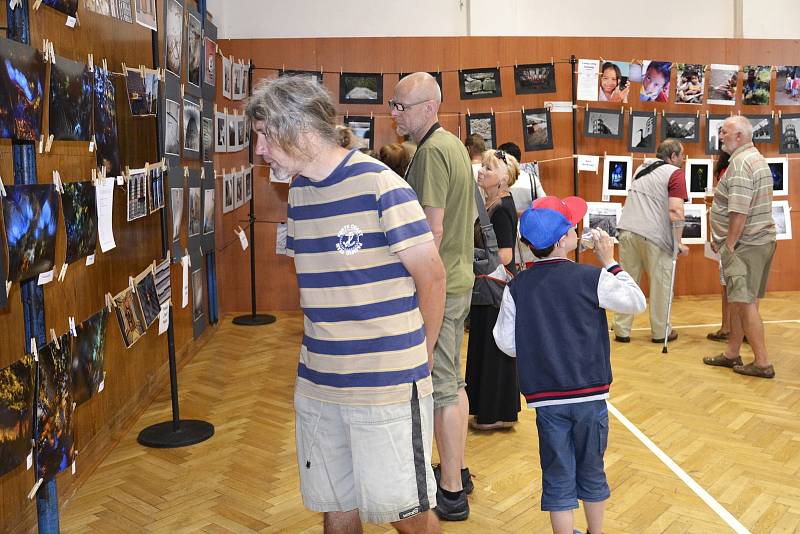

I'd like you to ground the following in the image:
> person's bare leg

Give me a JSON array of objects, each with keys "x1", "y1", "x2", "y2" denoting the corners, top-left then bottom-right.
[
  {"x1": 724, "y1": 302, "x2": 744, "y2": 359},
  {"x1": 458, "y1": 388, "x2": 469, "y2": 469},
  {"x1": 549, "y1": 510, "x2": 574, "y2": 534},
  {"x1": 391, "y1": 510, "x2": 441, "y2": 534},
  {"x1": 324, "y1": 510, "x2": 363, "y2": 534},
  {"x1": 583, "y1": 500, "x2": 605, "y2": 534},
  {"x1": 738, "y1": 302, "x2": 770, "y2": 366},
  {"x1": 434, "y1": 405, "x2": 464, "y2": 491},
  {"x1": 721, "y1": 290, "x2": 730, "y2": 333}
]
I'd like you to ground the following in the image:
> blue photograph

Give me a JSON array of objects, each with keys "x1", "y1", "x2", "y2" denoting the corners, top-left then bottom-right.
[
  {"x1": 93, "y1": 68, "x2": 121, "y2": 177},
  {"x1": 0, "y1": 37, "x2": 46, "y2": 140},
  {"x1": 49, "y1": 56, "x2": 93, "y2": 141},
  {"x1": 2, "y1": 184, "x2": 59, "y2": 282}
]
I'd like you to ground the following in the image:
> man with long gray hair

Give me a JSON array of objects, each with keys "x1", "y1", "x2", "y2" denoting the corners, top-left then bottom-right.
[
  {"x1": 612, "y1": 138, "x2": 689, "y2": 343},
  {"x1": 246, "y1": 75, "x2": 446, "y2": 532}
]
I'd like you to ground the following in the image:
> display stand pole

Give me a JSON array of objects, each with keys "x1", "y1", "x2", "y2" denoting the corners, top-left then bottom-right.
[
  {"x1": 570, "y1": 55, "x2": 581, "y2": 263},
  {"x1": 137, "y1": 22, "x2": 214, "y2": 449},
  {"x1": 233, "y1": 62, "x2": 276, "y2": 327}
]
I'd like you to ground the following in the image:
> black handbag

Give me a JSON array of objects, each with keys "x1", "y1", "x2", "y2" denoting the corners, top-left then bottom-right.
[{"x1": 471, "y1": 185, "x2": 513, "y2": 308}]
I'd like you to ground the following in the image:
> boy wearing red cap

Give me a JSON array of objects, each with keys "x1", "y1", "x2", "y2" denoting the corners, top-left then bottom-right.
[{"x1": 493, "y1": 196, "x2": 646, "y2": 534}]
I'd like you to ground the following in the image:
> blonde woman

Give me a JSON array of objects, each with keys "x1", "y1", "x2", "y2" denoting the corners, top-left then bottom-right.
[{"x1": 466, "y1": 149, "x2": 521, "y2": 430}]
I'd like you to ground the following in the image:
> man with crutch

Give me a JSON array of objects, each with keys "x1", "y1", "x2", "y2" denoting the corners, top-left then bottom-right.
[{"x1": 613, "y1": 139, "x2": 689, "y2": 344}]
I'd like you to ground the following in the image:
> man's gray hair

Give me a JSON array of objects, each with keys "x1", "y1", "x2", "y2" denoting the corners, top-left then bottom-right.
[
  {"x1": 725, "y1": 115, "x2": 754, "y2": 141},
  {"x1": 245, "y1": 76, "x2": 339, "y2": 157},
  {"x1": 656, "y1": 138, "x2": 683, "y2": 161}
]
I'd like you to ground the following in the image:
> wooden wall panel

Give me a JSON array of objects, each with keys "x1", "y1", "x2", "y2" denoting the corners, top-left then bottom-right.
[{"x1": 216, "y1": 36, "x2": 800, "y2": 312}]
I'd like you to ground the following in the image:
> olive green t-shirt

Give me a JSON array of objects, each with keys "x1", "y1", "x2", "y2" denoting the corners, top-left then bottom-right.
[{"x1": 405, "y1": 127, "x2": 475, "y2": 295}]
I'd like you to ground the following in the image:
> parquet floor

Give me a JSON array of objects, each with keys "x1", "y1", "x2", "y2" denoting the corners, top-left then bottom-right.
[{"x1": 60, "y1": 292, "x2": 800, "y2": 533}]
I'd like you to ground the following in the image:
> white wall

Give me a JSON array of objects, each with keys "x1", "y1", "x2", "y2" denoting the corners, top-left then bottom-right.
[{"x1": 207, "y1": 0, "x2": 800, "y2": 40}]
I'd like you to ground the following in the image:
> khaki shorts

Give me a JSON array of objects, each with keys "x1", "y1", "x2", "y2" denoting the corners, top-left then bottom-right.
[
  {"x1": 721, "y1": 242, "x2": 776, "y2": 304},
  {"x1": 294, "y1": 385, "x2": 436, "y2": 524},
  {"x1": 431, "y1": 292, "x2": 471, "y2": 410}
]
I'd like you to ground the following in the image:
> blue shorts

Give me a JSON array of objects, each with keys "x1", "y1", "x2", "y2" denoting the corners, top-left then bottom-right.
[{"x1": 535, "y1": 400, "x2": 610, "y2": 511}]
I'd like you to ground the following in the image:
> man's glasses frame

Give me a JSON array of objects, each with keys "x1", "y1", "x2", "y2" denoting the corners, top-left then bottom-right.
[{"x1": 388, "y1": 99, "x2": 428, "y2": 112}]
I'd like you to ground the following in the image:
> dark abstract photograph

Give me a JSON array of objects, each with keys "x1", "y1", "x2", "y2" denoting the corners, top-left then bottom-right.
[
  {"x1": 192, "y1": 268, "x2": 204, "y2": 322},
  {"x1": 124, "y1": 66, "x2": 159, "y2": 117},
  {"x1": 42, "y1": 0, "x2": 78, "y2": 16},
  {"x1": 93, "y1": 68, "x2": 121, "y2": 177},
  {"x1": 61, "y1": 181, "x2": 98, "y2": 264},
  {"x1": 514, "y1": 63, "x2": 556, "y2": 94},
  {"x1": 2, "y1": 184, "x2": 59, "y2": 282},
  {"x1": 165, "y1": 0, "x2": 184, "y2": 76},
  {"x1": 114, "y1": 286, "x2": 146, "y2": 348},
  {"x1": 187, "y1": 13, "x2": 202, "y2": 88},
  {"x1": 71, "y1": 308, "x2": 108, "y2": 406},
  {"x1": 203, "y1": 189, "x2": 215, "y2": 234},
  {"x1": 149, "y1": 166, "x2": 165, "y2": 213},
  {"x1": 48, "y1": 56, "x2": 92, "y2": 141},
  {"x1": 0, "y1": 38, "x2": 46, "y2": 140},
  {"x1": 135, "y1": 268, "x2": 161, "y2": 328},
  {"x1": 0, "y1": 355, "x2": 35, "y2": 476},
  {"x1": 37, "y1": 335, "x2": 76, "y2": 482}
]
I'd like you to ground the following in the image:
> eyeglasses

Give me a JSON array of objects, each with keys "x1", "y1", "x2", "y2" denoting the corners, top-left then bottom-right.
[
  {"x1": 388, "y1": 99, "x2": 427, "y2": 112},
  {"x1": 495, "y1": 150, "x2": 507, "y2": 163}
]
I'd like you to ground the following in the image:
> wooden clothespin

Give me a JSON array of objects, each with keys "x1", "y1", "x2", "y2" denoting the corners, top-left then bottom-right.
[
  {"x1": 88, "y1": 53, "x2": 94, "y2": 72},
  {"x1": 49, "y1": 329, "x2": 60, "y2": 349},
  {"x1": 45, "y1": 134, "x2": 54, "y2": 153}
]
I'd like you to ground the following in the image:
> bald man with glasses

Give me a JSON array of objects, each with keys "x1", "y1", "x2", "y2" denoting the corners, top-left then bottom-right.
[{"x1": 391, "y1": 72, "x2": 476, "y2": 521}]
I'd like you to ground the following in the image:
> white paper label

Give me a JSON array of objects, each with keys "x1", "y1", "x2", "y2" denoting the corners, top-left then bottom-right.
[
  {"x1": 116, "y1": 175, "x2": 124, "y2": 186},
  {"x1": 181, "y1": 256, "x2": 189, "y2": 309},
  {"x1": 158, "y1": 303, "x2": 170, "y2": 335},
  {"x1": 26, "y1": 450, "x2": 33, "y2": 470},
  {"x1": 27, "y1": 478, "x2": 43, "y2": 500},
  {"x1": 237, "y1": 229, "x2": 249, "y2": 250},
  {"x1": 577, "y1": 155, "x2": 600, "y2": 172},
  {"x1": 577, "y1": 59, "x2": 600, "y2": 102},
  {"x1": 96, "y1": 181, "x2": 116, "y2": 252},
  {"x1": 66, "y1": 15, "x2": 76, "y2": 27},
  {"x1": 86, "y1": 254, "x2": 95, "y2": 266},
  {"x1": 71, "y1": 461, "x2": 76, "y2": 475},
  {"x1": 544, "y1": 101, "x2": 574, "y2": 113},
  {"x1": 602, "y1": 193, "x2": 610, "y2": 202},
  {"x1": 37, "y1": 270, "x2": 54, "y2": 285},
  {"x1": 89, "y1": 140, "x2": 95, "y2": 152}
]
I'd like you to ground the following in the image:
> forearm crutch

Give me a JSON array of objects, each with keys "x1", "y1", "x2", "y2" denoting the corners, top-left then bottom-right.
[{"x1": 662, "y1": 234, "x2": 682, "y2": 354}]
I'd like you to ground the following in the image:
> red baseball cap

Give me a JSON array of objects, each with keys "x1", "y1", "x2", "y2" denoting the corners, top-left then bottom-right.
[{"x1": 532, "y1": 196, "x2": 588, "y2": 226}]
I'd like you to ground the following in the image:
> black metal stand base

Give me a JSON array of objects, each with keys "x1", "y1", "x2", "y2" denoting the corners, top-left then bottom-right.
[
  {"x1": 233, "y1": 313, "x2": 276, "y2": 326},
  {"x1": 137, "y1": 420, "x2": 215, "y2": 448}
]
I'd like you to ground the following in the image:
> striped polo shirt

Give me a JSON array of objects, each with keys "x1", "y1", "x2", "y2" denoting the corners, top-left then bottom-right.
[
  {"x1": 710, "y1": 143, "x2": 776, "y2": 246},
  {"x1": 287, "y1": 150, "x2": 435, "y2": 405}
]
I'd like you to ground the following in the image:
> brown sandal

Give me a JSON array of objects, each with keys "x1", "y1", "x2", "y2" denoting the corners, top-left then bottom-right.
[
  {"x1": 702, "y1": 353, "x2": 742, "y2": 368},
  {"x1": 706, "y1": 330, "x2": 730, "y2": 342},
  {"x1": 733, "y1": 362, "x2": 775, "y2": 379}
]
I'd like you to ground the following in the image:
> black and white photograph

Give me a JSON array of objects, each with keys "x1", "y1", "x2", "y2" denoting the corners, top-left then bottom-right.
[
  {"x1": 662, "y1": 113, "x2": 699, "y2": 142},
  {"x1": 513, "y1": 63, "x2": 556, "y2": 95},
  {"x1": 124, "y1": 66, "x2": 159, "y2": 117},
  {"x1": 134, "y1": 0, "x2": 157, "y2": 30},
  {"x1": 584, "y1": 108, "x2": 623, "y2": 139},
  {"x1": 214, "y1": 111, "x2": 227, "y2": 152},
  {"x1": 221, "y1": 55, "x2": 232, "y2": 99},
  {"x1": 628, "y1": 111, "x2": 656, "y2": 152},
  {"x1": 244, "y1": 168, "x2": 252, "y2": 202},
  {"x1": 182, "y1": 97, "x2": 201, "y2": 157},
  {"x1": 685, "y1": 158, "x2": 713, "y2": 199},
  {"x1": 202, "y1": 117, "x2": 214, "y2": 162},
  {"x1": 708, "y1": 64, "x2": 738, "y2": 106},
  {"x1": 227, "y1": 113, "x2": 237, "y2": 152},
  {"x1": 459, "y1": 68, "x2": 501, "y2": 100},
  {"x1": 339, "y1": 72, "x2": 383, "y2": 105},
  {"x1": 234, "y1": 171, "x2": 244, "y2": 209},
  {"x1": 706, "y1": 114, "x2": 728, "y2": 155},
  {"x1": 766, "y1": 157, "x2": 789, "y2": 196},
  {"x1": 742, "y1": 65, "x2": 771, "y2": 106},
  {"x1": 222, "y1": 172, "x2": 234, "y2": 213},
  {"x1": 772, "y1": 200, "x2": 792, "y2": 240},
  {"x1": 776, "y1": 65, "x2": 800, "y2": 106},
  {"x1": 186, "y1": 13, "x2": 202, "y2": 89},
  {"x1": 236, "y1": 115, "x2": 246, "y2": 151},
  {"x1": 170, "y1": 187, "x2": 183, "y2": 242},
  {"x1": 203, "y1": 189, "x2": 215, "y2": 234},
  {"x1": 779, "y1": 114, "x2": 800, "y2": 153},
  {"x1": 681, "y1": 203, "x2": 707, "y2": 244},
  {"x1": 126, "y1": 169, "x2": 148, "y2": 222},
  {"x1": 204, "y1": 37, "x2": 216, "y2": 87},
  {"x1": 602, "y1": 155, "x2": 633, "y2": 197},
  {"x1": 745, "y1": 114, "x2": 774, "y2": 144},
  {"x1": 164, "y1": 0, "x2": 183, "y2": 77},
  {"x1": 191, "y1": 268, "x2": 204, "y2": 322},
  {"x1": 466, "y1": 113, "x2": 496, "y2": 150},
  {"x1": 188, "y1": 187, "x2": 201, "y2": 237},
  {"x1": 343, "y1": 116, "x2": 374, "y2": 151},
  {"x1": 674, "y1": 64, "x2": 706, "y2": 105},
  {"x1": 583, "y1": 202, "x2": 622, "y2": 239},
  {"x1": 164, "y1": 99, "x2": 180, "y2": 156},
  {"x1": 280, "y1": 69, "x2": 323, "y2": 84},
  {"x1": 232, "y1": 61, "x2": 244, "y2": 100},
  {"x1": 148, "y1": 166, "x2": 165, "y2": 213},
  {"x1": 521, "y1": 109, "x2": 553, "y2": 151}
]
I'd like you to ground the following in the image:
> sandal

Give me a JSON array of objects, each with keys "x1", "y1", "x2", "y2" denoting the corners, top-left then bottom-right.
[
  {"x1": 733, "y1": 362, "x2": 775, "y2": 379},
  {"x1": 702, "y1": 353, "x2": 742, "y2": 368},
  {"x1": 706, "y1": 330, "x2": 730, "y2": 342}
]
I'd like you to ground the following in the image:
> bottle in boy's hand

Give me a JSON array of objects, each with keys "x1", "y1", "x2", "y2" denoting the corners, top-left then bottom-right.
[{"x1": 591, "y1": 228, "x2": 616, "y2": 265}]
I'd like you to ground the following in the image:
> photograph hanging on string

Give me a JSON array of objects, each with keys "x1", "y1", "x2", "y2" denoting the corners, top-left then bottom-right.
[
  {"x1": 236, "y1": 115, "x2": 246, "y2": 151},
  {"x1": 234, "y1": 171, "x2": 244, "y2": 209},
  {"x1": 48, "y1": 56, "x2": 92, "y2": 141},
  {"x1": 61, "y1": 181, "x2": 98, "y2": 264},
  {"x1": 522, "y1": 108, "x2": 553, "y2": 151},
  {"x1": 0, "y1": 355, "x2": 35, "y2": 477},
  {"x1": 343, "y1": 116, "x2": 374, "y2": 151},
  {"x1": 339, "y1": 72, "x2": 383, "y2": 104},
  {"x1": 42, "y1": 0, "x2": 79, "y2": 17},
  {"x1": 203, "y1": 189, "x2": 215, "y2": 234},
  {"x1": 182, "y1": 97, "x2": 201, "y2": 158},
  {"x1": 514, "y1": 63, "x2": 556, "y2": 95},
  {"x1": 459, "y1": 67, "x2": 501, "y2": 100},
  {"x1": 135, "y1": 266, "x2": 161, "y2": 328},
  {"x1": 227, "y1": 113, "x2": 237, "y2": 152},
  {"x1": 742, "y1": 65, "x2": 771, "y2": 106},
  {"x1": 186, "y1": 13, "x2": 202, "y2": 88},
  {"x1": 154, "y1": 257, "x2": 171, "y2": 305},
  {"x1": 148, "y1": 166, "x2": 165, "y2": 213},
  {"x1": 674, "y1": 64, "x2": 706, "y2": 105},
  {"x1": 597, "y1": 61, "x2": 630, "y2": 103},
  {"x1": 117, "y1": 0, "x2": 133, "y2": 22},
  {"x1": 71, "y1": 308, "x2": 109, "y2": 406},
  {"x1": 662, "y1": 113, "x2": 699, "y2": 143},
  {"x1": 685, "y1": 159, "x2": 713, "y2": 199},
  {"x1": 36, "y1": 336, "x2": 75, "y2": 482},
  {"x1": 707, "y1": 64, "x2": 738, "y2": 106},
  {"x1": 2, "y1": 184, "x2": 59, "y2": 282},
  {"x1": 584, "y1": 108, "x2": 623, "y2": 139},
  {"x1": 222, "y1": 55, "x2": 232, "y2": 99},
  {"x1": 779, "y1": 114, "x2": 800, "y2": 153},
  {"x1": 192, "y1": 268, "x2": 204, "y2": 322},
  {"x1": 244, "y1": 168, "x2": 252, "y2": 202},
  {"x1": 231, "y1": 62, "x2": 244, "y2": 100},
  {"x1": 0, "y1": 38, "x2": 46, "y2": 141},
  {"x1": 164, "y1": 98, "x2": 180, "y2": 156},
  {"x1": 222, "y1": 172, "x2": 234, "y2": 213},
  {"x1": 214, "y1": 111, "x2": 227, "y2": 152},
  {"x1": 280, "y1": 69, "x2": 323, "y2": 85},
  {"x1": 202, "y1": 117, "x2": 214, "y2": 162},
  {"x1": 465, "y1": 113, "x2": 496, "y2": 150},
  {"x1": 705, "y1": 114, "x2": 728, "y2": 155},
  {"x1": 775, "y1": 65, "x2": 800, "y2": 106},
  {"x1": 124, "y1": 66, "x2": 160, "y2": 117},
  {"x1": 745, "y1": 114, "x2": 774, "y2": 144},
  {"x1": 188, "y1": 187, "x2": 201, "y2": 237},
  {"x1": 204, "y1": 37, "x2": 216, "y2": 86},
  {"x1": 113, "y1": 286, "x2": 146, "y2": 348},
  {"x1": 171, "y1": 187, "x2": 184, "y2": 242},
  {"x1": 93, "y1": 68, "x2": 121, "y2": 177},
  {"x1": 602, "y1": 155, "x2": 633, "y2": 197},
  {"x1": 164, "y1": 0, "x2": 184, "y2": 77},
  {"x1": 629, "y1": 60, "x2": 671, "y2": 103},
  {"x1": 134, "y1": 0, "x2": 157, "y2": 30},
  {"x1": 628, "y1": 111, "x2": 657, "y2": 152},
  {"x1": 772, "y1": 200, "x2": 792, "y2": 240},
  {"x1": 765, "y1": 157, "x2": 789, "y2": 196},
  {"x1": 126, "y1": 169, "x2": 148, "y2": 221},
  {"x1": 583, "y1": 202, "x2": 622, "y2": 239},
  {"x1": 681, "y1": 203, "x2": 707, "y2": 244}
]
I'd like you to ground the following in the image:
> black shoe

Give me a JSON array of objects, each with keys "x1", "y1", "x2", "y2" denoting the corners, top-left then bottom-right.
[
  {"x1": 614, "y1": 335, "x2": 630, "y2": 343},
  {"x1": 434, "y1": 486, "x2": 469, "y2": 521},
  {"x1": 432, "y1": 464, "x2": 474, "y2": 494},
  {"x1": 652, "y1": 331, "x2": 678, "y2": 343}
]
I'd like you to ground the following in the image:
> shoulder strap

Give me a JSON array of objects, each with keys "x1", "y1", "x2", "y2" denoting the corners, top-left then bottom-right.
[
  {"x1": 633, "y1": 160, "x2": 668, "y2": 180},
  {"x1": 474, "y1": 184, "x2": 499, "y2": 253}
]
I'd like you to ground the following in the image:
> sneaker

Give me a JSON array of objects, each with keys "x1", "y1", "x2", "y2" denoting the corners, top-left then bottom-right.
[
  {"x1": 652, "y1": 331, "x2": 678, "y2": 343},
  {"x1": 614, "y1": 335, "x2": 630, "y2": 343},
  {"x1": 433, "y1": 464, "x2": 474, "y2": 494},
  {"x1": 433, "y1": 486, "x2": 469, "y2": 521},
  {"x1": 706, "y1": 330, "x2": 730, "y2": 342},
  {"x1": 702, "y1": 353, "x2": 743, "y2": 368},
  {"x1": 733, "y1": 362, "x2": 775, "y2": 379}
]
